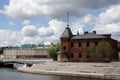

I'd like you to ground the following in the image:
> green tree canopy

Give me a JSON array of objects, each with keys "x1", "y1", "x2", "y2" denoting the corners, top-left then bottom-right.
[
  {"x1": 85, "y1": 40, "x2": 113, "y2": 60},
  {"x1": 96, "y1": 40, "x2": 112, "y2": 58},
  {"x1": 47, "y1": 43, "x2": 60, "y2": 60}
]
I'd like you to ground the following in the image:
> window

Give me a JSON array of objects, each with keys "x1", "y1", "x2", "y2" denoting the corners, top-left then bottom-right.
[
  {"x1": 79, "y1": 42, "x2": 81, "y2": 47},
  {"x1": 63, "y1": 46, "x2": 66, "y2": 51},
  {"x1": 95, "y1": 42, "x2": 98, "y2": 46},
  {"x1": 71, "y1": 53, "x2": 74, "y2": 58},
  {"x1": 79, "y1": 53, "x2": 82, "y2": 58},
  {"x1": 71, "y1": 42, "x2": 74, "y2": 47},
  {"x1": 87, "y1": 42, "x2": 89, "y2": 47}
]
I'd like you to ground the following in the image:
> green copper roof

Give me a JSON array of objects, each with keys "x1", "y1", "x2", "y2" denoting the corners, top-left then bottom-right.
[{"x1": 21, "y1": 44, "x2": 34, "y2": 48}]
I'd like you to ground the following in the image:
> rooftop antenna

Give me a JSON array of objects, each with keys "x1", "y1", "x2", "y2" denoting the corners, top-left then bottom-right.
[{"x1": 67, "y1": 12, "x2": 69, "y2": 28}]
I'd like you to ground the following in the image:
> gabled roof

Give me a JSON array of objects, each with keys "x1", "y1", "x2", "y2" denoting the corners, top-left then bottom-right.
[
  {"x1": 61, "y1": 27, "x2": 73, "y2": 38},
  {"x1": 71, "y1": 33, "x2": 108, "y2": 40}
]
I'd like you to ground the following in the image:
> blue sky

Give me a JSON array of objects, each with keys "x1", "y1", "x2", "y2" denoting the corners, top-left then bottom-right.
[{"x1": 0, "y1": 0, "x2": 120, "y2": 46}]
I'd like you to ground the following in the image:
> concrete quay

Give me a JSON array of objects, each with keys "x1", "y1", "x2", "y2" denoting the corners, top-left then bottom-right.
[{"x1": 18, "y1": 61, "x2": 120, "y2": 80}]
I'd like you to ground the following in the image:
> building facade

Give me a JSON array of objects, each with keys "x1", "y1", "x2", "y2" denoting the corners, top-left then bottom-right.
[
  {"x1": 58, "y1": 27, "x2": 118, "y2": 62},
  {"x1": 3, "y1": 48, "x2": 47, "y2": 59}
]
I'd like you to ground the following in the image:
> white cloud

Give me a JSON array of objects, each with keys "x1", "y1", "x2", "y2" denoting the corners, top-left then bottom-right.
[
  {"x1": 9, "y1": 21, "x2": 16, "y2": 26},
  {"x1": 82, "y1": 15, "x2": 96, "y2": 24},
  {"x1": 70, "y1": 14, "x2": 96, "y2": 34},
  {"x1": 21, "y1": 37, "x2": 43, "y2": 45},
  {"x1": 21, "y1": 25, "x2": 39, "y2": 37},
  {"x1": 94, "y1": 5, "x2": 120, "y2": 33},
  {"x1": 0, "y1": 19, "x2": 66, "y2": 46},
  {"x1": 92, "y1": 5, "x2": 120, "y2": 40},
  {"x1": 2, "y1": 0, "x2": 120, "y2": 20},
  {"x1": 22, "y1": 19, "x2": 66, "y2": 42},
  {"x1": 38, "y1": 27, "x2": 54, "y2": 37},
  {"x1": 97, "y1": 5, "x2": 120, "y2": 24},
  {"x1": 0, "y1": 30, "x2": 22, "y2": 47},
  {"x1": 22, "y1": 20, "x2": 30, "y2": 25},
  {"x1": 20, "y1": 4, "x2": 119, "y2": 43},
  {"x1": 17, "y1": 19, "x2": 65, "y2": 45},
  {"x1": 0, "y1": 0, "x2": 120, "y2": 46},
  {"x1": 48, "y1": 19, "x2": 66, "y2": 35}
]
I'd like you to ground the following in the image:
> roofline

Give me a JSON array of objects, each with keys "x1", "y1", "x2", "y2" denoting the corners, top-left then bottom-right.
[
  {"x1": 70, "y1": 38, "x2": 108, "y2": 40},
  {"x1": 110, "y1": 38, "x2": 118, "y2": 42}
]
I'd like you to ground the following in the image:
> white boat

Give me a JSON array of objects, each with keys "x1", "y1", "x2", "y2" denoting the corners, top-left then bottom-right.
[{"x1": 13, "y1": 63, "x2": 24, "y2": 69}]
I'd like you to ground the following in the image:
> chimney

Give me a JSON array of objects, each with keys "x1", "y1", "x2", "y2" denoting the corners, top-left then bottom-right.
[
  {"x1": 84, "y1": 31, "x2": 88, "y2": 34},
  {"x1": 93, "y1": 31, "x2": 96, "y2": 34}
]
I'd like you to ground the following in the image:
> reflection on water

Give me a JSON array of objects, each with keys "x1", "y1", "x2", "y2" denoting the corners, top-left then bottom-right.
[{"x1": 0, "y1": 68, "x2": 109, "y2": 80}]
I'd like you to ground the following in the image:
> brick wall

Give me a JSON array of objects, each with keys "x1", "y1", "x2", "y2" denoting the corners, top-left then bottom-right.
[{"x1": 59, "y1": 38, "x2": 118, "y2": 62}]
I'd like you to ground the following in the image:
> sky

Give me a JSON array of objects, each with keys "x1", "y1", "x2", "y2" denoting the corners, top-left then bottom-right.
[{"x1": 0, "y1": 0, "x2": 120, "y2": 47}]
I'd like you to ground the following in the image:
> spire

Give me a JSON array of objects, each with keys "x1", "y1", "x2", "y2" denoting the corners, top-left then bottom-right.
[
  {"x1": 67, "y1": 12, "x2": 69, "y2": 28},
  {"x1": 61, "y1": 12, "x2": 73, "y2": 38},
  {"x1": 77, "y1": 30, "x2": 79, "y2": 35}
]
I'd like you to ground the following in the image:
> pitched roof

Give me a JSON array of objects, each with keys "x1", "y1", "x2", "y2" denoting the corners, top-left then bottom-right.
[
  {"x1": 61, "y1": 27, "x2": 73, "y2": 38},
  {"x1": 71, "y1": 33, "x2": 108, "y2": 40}
]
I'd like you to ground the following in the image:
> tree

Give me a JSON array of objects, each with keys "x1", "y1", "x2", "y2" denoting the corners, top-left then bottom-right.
[
  {"x1": 86, "y1": 47, "x2": 90, "y2": 59},
  {"x1": 85, "y1": 46, "x2": 96, "y2": 61},
  {"x1": 96, "y1": 40, "x2": 112, "y2": 58},
  {"x1": 47, "y1": 43, "x2": 60, "y2": 61}
]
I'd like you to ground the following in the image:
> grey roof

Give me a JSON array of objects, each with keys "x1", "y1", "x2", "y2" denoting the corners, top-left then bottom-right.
[
  {"x1": 61, "y1": 27, "x2": 73, "y2": 38},
  {"x1": 71, "y1": 33, "x2": 107, "y2": 40}
]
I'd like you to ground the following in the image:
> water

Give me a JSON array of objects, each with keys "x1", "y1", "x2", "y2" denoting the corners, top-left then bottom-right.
[{"x1": 0, "y1": 68, "x2": 109, "y2": 80}]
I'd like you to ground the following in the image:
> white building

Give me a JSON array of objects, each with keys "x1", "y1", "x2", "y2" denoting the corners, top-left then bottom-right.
[{"x1": 3, "y1": 48, "x2": 48, "y2": 59}]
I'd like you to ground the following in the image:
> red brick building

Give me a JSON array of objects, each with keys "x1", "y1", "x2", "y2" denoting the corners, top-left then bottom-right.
[{"x1": 58, "y1": 27, "x2": 118, "y2": 62}]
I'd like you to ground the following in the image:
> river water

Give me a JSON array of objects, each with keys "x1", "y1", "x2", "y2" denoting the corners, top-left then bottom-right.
[{"x1": 0, "y1": 68, "x2": 109, "y2": 80}]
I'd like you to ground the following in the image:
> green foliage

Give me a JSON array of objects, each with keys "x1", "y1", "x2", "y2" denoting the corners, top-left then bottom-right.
[
  {"x1": 47, "y1": 43, "x2": 60, "y2": 60},
  {"x1": 86, "y1": 47, "x2": 90, "y2": 59},
  {"x1": 86, "y1": 45, "x2": 96, "y2": 59},
  {"x1": 96, "y1": 40, "x2": 112, "y2": 58},
  {"x1": 118, "y1": 52, "x2": 120, "y2": 60},
  {"x1": 85, "y1": 40, "x2": 112, "y2": 59}
]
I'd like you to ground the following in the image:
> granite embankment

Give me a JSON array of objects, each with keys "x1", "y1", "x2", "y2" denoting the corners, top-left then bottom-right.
[{"x1": 18, "y1": 61, "x2": 120, "y2": 80}]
